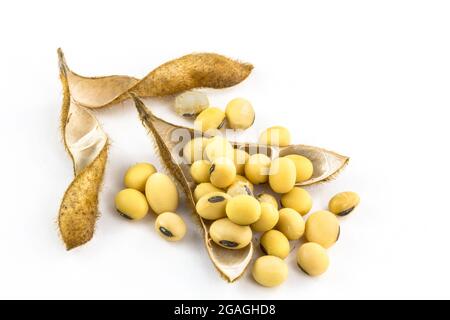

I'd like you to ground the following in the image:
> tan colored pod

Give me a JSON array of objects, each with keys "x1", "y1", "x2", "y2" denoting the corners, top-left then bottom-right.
[
  {"x1": 257, "y1": 193, "x2": 279, "y2": 210},
  {"x1": 227, "y1": 181, "x2": 253, "y2": 197},
  {"x1": 194, "y1": 107, "x2": 225, "y2": 132},
  {"x1": 260, "y1": 229, "x2": 290, "y2": 259},
  {"x1": 193, "y1": 183, "x2": 222, "y2": 202},
  {"x1": 190, "y1": 160, "x2": 211, "y2": 183},
  {"x1": 259, "y1": 126, "x2": 291, "y2": 147},
  {"x1": 225, "y1": 98, "x2": 255, "y2": 130},
  {"x1": 244, "y1": 153, "x2": 271, "y2": 184},
  {"x1": 297, "y1": 242, "x2": 329, "y2": 276},
  {"x1": 233, "y1": 148, "x2": 250, "y2": 175},
  {"x1": 276, "y1": 208, "x2": 305, "y2": 240},
  {"x1": 145, "y1": 173, "x2": 179, "y2": 215},
  {"x1": 210, "y1": 157, "x2": 236, "y2": 189},
  {"x1": 183, "y1": 137, "x2": 209, "y2": 164},
  {"x1": 155, "y1": 212, "x2": 187, "y2": 242},
  {"x1": 281, "y1": 187, "x2": 312, "y2": 216},
  {"x1": 174, "y1": 91, "x2": 209, "y2": 117},
  {"x1": 251, "y1": 202, "x2": 279, "y2": 232},
  {"x1": 328, "y1": 191, "x2": 360, "y2": 216},
  {"x1": 196, "y1": 192, "x2": 231, "y2": 220},
  {"x1": 115, "y1": 188, "x2": 149, "y2": 220},
  {"x1": 226, "y1": 195, "x2": 261, "y2": 225},
  {"x1": 305, "y1": 211, "x2": 340, "y2": 249},
  {"x1": 210, "y1": 218, "x2": 252, "y2": 249},
  {"x1": 252, "y1": 255, "x2": 288, "y2": 288},
  {"x1": 284, "y1": 154, "x2": 314, "y2": 183},
  {"x1": 204, "y1": 136, "x2": 234, "y2": 162},
  {"x1": 123, "y1": 163, "x2": 157, "y2": 192},
  {"x1": 268, "y1": 157, "x2": 296, "y2": 194}
]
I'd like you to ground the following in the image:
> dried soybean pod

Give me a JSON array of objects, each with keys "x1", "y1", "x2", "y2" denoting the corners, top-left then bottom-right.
[
  {"x1": 58, "y1": 49, "x2": 253, "y2": 109},
  {"x1": 58, "y1": 54, "x2": 108, "y2": 250},
  {"x1": 329, "y1": 191, "x2": 360, "y2": 216}
]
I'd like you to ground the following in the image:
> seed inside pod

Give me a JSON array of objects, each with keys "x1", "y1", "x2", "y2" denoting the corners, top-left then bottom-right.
[
  {"x1": 259, "y1": 126, "x2": 291, "y2": 147},
  {"x1": 174, "y1": 91, "x2": 209, "y2": 117},
  {"x1": 244, "y1": 153, "x2": 271, "y2": 184},
  {"x1": 183, "y1": 137, "x2": 210, "y2": 164},
  {"x1": 209, "y1": 157, "x2": 236, "y2": 189},
  {"x1": 196, "y1": 192, "x2": 231, "y2": 220},
  {"x1": 257, "y1": 193, "x2": 279, "y2": 210},
  {"x1": 328, "y1": 191, "x2": 360, "y2": 216},
  {"x1": 190, "y1": 160, "x2": 211, "y2": 183},
  {"x1": 193, "y1": 183, "x2": 223, "y2": 203},
  {"x1": 284, "y1": 154, "x2": 314, "y2": 183},
  {"x1": 226, "y1": 195, "x2": 261, "y2": 225},
  {"x1": 227, "y1": 181, "x2": 253, "y2": 197},
  {"x1": 205, "y1": 136, "x2": 234, "y2": 162},
  {"x1": 210, "y1": 218, "x2": 252, "y2": 250}
]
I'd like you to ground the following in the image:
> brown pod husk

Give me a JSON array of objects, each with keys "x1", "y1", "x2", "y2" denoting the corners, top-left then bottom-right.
[
  {"x1": 58, "y1": 58, "x2": 108, "y2": 250},
  {"x1": 58, "y1": 49, "x2": 253, "y2": 109},
  {"x1": 131, "y1": 96, "x2": 349, "y2": 282}
]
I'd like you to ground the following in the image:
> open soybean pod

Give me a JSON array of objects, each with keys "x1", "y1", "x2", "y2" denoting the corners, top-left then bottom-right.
[
  {"x1": 131, "y1": 96, "x2": 349, "y2": 282},
  {"x1": 58, "y1": 49, "x2": 253, "y2": 109},
  {"x1": 56, "y1": 49, "x2": 253, "y2": 250}
]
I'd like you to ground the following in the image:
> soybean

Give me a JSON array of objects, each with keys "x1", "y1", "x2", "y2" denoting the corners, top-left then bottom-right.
[
  {"x1": 115, "y1": 188, "x2": 149, "y2": 220},
  {"x1": 226, "y1": 195, "x2": 261, "y2": 225},
  {"x1": 305, "y1": 211, "x2": 340, "y2": 249},
  {"x1": 155, "y1": 212, "x2": 187, "y2": 242},
  {"x1": 196, "y1": 192, "x2": 231, "y2": 220},
  {"x1": 233, "y1": 175, "x2": 254, "y2": 192},
  {"x1": 225, "y1": 98, "x2": 255, "y2": 130},
  {"x1": 260, "y1": 230, "x2": 290, "y2": 259},
  {"x1": 183, "y1": 137, "x2": 209, "y2": 164},
  {"x1": 194, "y1": 107, "x2": 225, "y2": 133},
  {"x1": 233, "y1": 148, "x2": 249, "y2": 175},
  {"x1": 227, "y1": 181, "x2": 253, "y2": 197},
  {"x1": 174, "y1": 91, "x2": 209, "y2": 117},
  {"x1": 297, "y1": 243, "x2": 329, "y2": 276},
  {"x1": 268, "y1": 157, "x2": 296, "y2": 194},
  {"x1": 276, "y1": 208, "x2": 305, "y2": 240},
  {"x1": 145, "y1": 173, "x2": 179, "y2": 215},
  {"x1": 193, "y1": 183, "x2": 222, "y2": 202},
  {"x1": 328, "y1": 191, "x2": 360, "y2": 216},
  {"x1": 252, "y1": 255, "x2": 288, "y2": 287},
  {"x1": 244, "y1": 153, "x2": 271, "y2": 184},
  {"x1": 257, "y1": 193, "x2": 279, "y2": 210},
  {"x1": 281, "y1": 187, "x2": 312, "y2": 216},
  {"x1": 251, "y1": 202, "x2": 279, "y2": 232},
  {"x1": 285, "y1": 154, "x2": 314, "y2": 183},
  {"x1": 259, "y1": 126, "x2": 291, "y2": 147},
  {"x1": 204, "y1": 136, "x2": 234, "y2": 162},
  {"x1": 190, "y1": 160, "x2": 211, "y2": 183},
  {"x1": 123, "y1": 163, "x2": 156, "y2": 193},
  {"x1": 209, "y1": 157, "x2": 236, "y2": 189},
  {"x1": 210, "y1": 218, "x2": 252, "y2": 250}
]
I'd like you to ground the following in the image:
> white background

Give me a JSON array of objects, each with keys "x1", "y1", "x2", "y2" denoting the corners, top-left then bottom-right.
[{"x1": 1, "y1": 0, "x2": 450, "y2": 300}]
